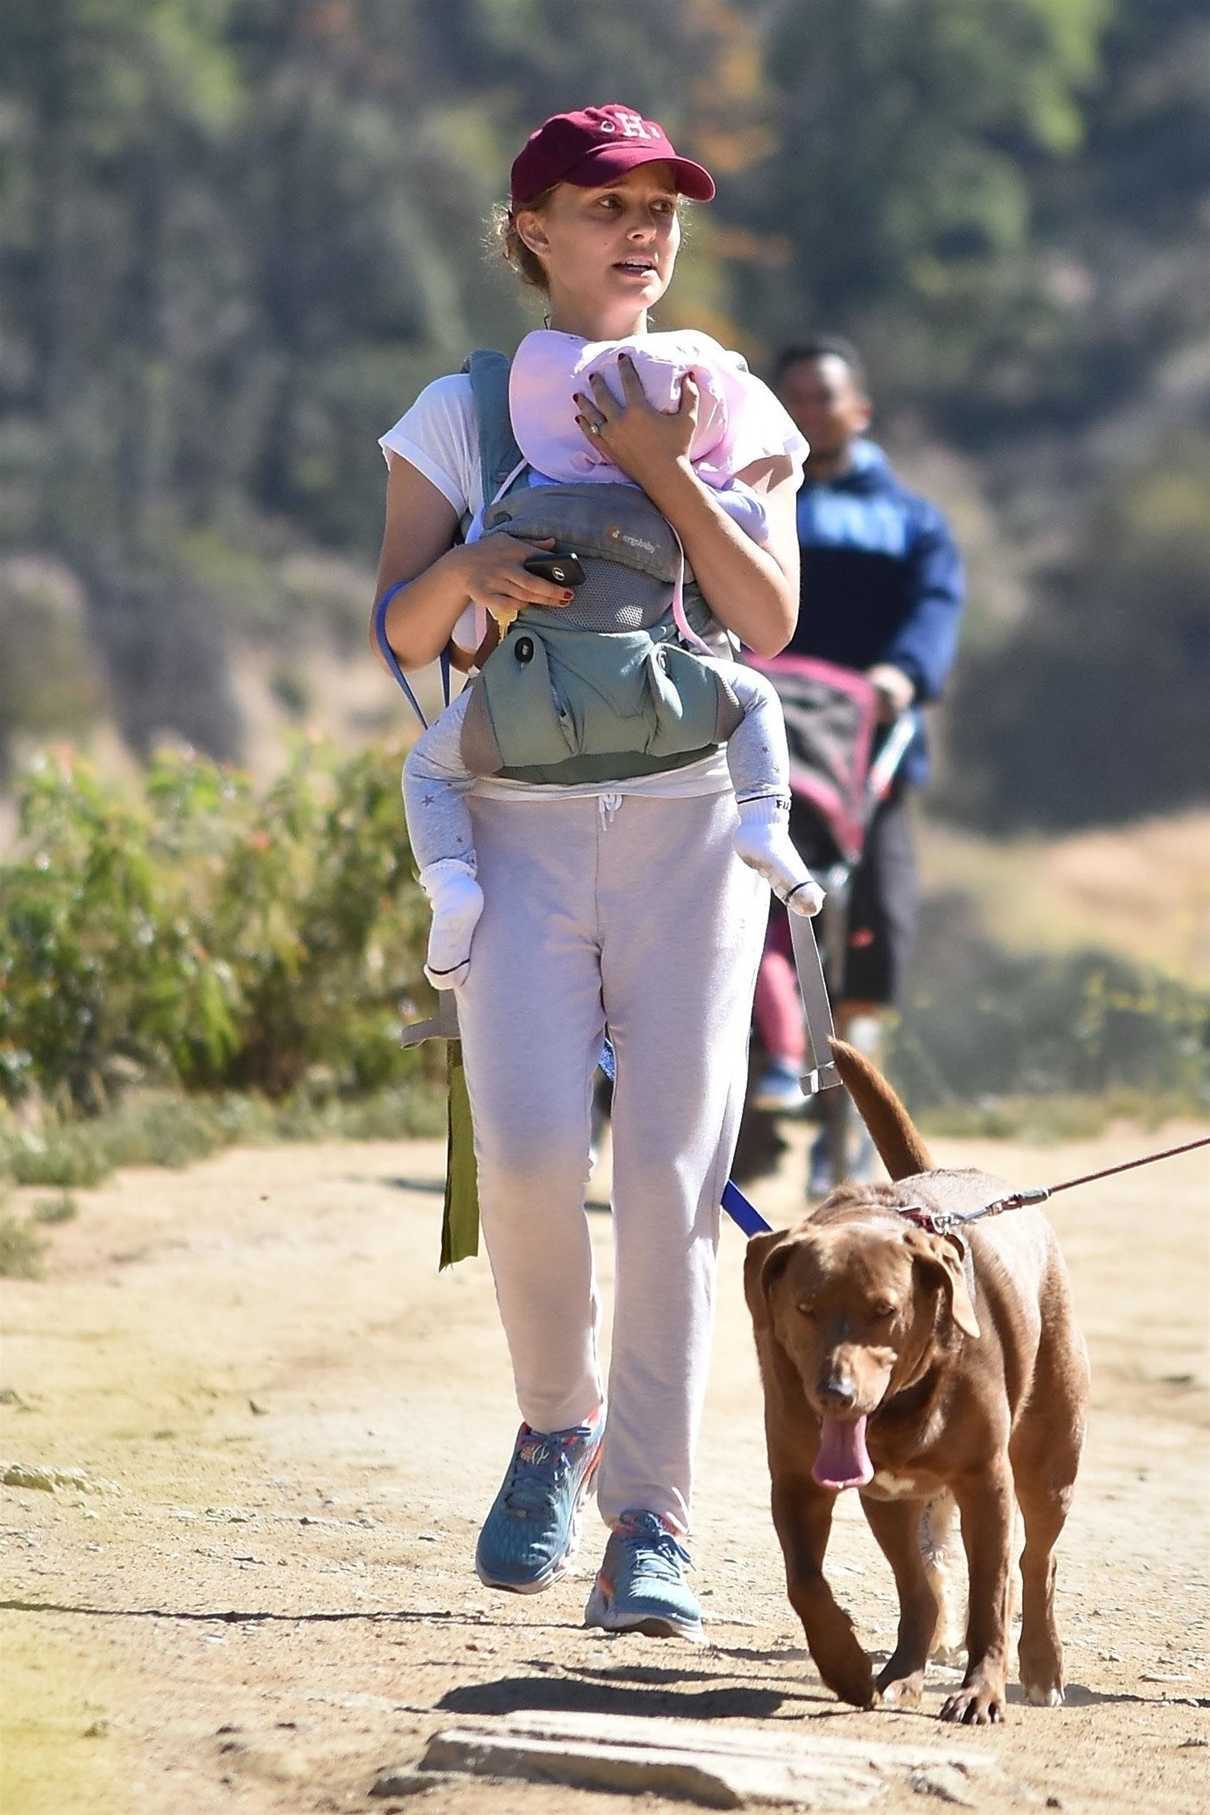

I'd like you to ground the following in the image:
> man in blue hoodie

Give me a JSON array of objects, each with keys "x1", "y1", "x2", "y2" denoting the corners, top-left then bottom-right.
[{"x1": 755, "y1": 336, "x2": 965, "y2": 1191}]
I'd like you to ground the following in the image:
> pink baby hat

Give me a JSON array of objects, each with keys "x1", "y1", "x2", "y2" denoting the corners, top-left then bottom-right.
[{"x1": 508, "y1": 328, "x2": 756, "y2": 488}]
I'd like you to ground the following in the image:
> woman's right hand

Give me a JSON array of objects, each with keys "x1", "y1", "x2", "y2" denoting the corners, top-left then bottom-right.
[
  {"x1": 374, "y1": 460, "x2": 574, "y2": 672},
  {"x1": 451, "y1": 534, "x2": 575, "y2": 614}
]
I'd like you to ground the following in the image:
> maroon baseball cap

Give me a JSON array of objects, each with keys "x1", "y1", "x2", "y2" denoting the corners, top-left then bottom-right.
[{"x1": 510, "y1": 103, "x2": 716, "y2": 209}]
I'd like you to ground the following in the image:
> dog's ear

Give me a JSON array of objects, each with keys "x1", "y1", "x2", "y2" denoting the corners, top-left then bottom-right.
[
  {"x1": 743, "y1": 1227, "x2": 798, "y2": 1333},
  {"x1": 830, "y1": 1038, "x2": 933, "y2": 1181},
  {"x1": 902, "y1": 1227, "x2": 980, "y2": 1339}
]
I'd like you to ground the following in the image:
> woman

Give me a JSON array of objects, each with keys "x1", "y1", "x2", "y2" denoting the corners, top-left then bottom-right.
[{"x1": 374, "y1": 103, "x2": 805, "y2": 1642}]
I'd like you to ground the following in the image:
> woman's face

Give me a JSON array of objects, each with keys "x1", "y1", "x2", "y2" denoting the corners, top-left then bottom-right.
[{"x1": 517, "y1": 162, "x2": 682, "y2": 336}]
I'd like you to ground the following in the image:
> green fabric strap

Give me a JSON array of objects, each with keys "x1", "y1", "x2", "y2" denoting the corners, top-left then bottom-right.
[
  {"x1": 440, "y1": 1039, "x2": 480, "y2": 1269},
  {"x1": 499, "y1": 744, "x2": 714, "y2": 786}
]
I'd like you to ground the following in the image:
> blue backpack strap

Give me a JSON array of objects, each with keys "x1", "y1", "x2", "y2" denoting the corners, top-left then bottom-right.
[
  {"x1": 463, "y1": 349, "x2": 524, "y2": 502},
  {"x1": 378, "y1": 355, "x2": 515, "y2": 728},
  {"x1": 377, "y1": 349, "x2": 519, "y2": 731}
]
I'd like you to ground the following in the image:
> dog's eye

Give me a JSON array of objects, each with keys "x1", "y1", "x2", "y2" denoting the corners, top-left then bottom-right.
[
  {"x1": 869, "y1": 1302, "x2": 896, "y2": 1320},
  {"x1": 795, "y1": 1301, "x2": 819, "y2": 1320}
]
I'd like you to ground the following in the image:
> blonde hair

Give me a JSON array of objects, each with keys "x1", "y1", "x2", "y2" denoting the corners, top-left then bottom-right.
[{"x1": 488, "y1": 189, "x2": 557, "y2": 295}]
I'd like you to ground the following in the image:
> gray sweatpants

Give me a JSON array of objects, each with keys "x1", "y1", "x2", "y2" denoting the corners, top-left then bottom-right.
[{"x1": 454, "y1": 787, "x2": 766, "y2": 1532}]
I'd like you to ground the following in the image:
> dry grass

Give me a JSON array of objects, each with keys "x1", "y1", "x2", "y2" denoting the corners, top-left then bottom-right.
[{"x1": 919, "y1": 809, "x2": 1210, "y2": 984}]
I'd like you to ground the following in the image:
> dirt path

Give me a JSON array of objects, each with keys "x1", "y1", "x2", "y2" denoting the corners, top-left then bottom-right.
[{"x1": 3, "y1": 1118, "x2": 1208, "y2": 1813}]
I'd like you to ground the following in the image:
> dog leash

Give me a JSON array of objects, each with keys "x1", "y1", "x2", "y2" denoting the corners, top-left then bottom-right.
[{"x1": 900, "y1": 1132, "x2": 1210, "y2": 1237}]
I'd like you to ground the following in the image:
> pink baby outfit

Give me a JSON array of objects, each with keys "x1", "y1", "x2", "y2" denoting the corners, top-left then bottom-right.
[{"x1": 508, "y1": 328, "x2": 780, "y2": 539}]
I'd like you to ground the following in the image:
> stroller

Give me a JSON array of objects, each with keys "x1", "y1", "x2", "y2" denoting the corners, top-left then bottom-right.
[{"x1": 741, "y1": 652, "x2": 916, "y2": 1192}]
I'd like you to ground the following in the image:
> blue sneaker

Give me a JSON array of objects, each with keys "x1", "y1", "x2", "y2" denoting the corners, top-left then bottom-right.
[
  {"x1": 808, "y1": 1127, "x2": 878, "y2": 1198},
  {"x1": 475, "y1": 1409, "x2": 604, "y2": 1594},
  {"x1": 583, "y1": 1509, "x2": 705, "y2": 1642},
  {"x1": 751, "y1": 1057, "x2": 805, "y2": 1115},
  {"x1": 808, "y1": 1127, "x2": 833, "y2": 1198}
]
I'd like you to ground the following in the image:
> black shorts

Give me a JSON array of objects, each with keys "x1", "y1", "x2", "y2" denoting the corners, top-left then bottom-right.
[{"x1": 788, "y1": 787, "x2": 919, "y2": 1006}]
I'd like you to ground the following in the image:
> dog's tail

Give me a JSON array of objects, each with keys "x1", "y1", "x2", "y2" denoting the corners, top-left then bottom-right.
[{"x1": 830, "y1": 1038, "x2": 933, "y2": 1180}]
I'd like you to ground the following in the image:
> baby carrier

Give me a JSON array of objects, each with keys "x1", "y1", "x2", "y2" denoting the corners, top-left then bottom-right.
[{"x1": 455, "y1": 350, "x2": 743, "y2": 785}]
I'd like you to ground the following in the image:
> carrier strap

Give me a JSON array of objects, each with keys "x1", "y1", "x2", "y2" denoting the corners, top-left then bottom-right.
[
  {"x1": 788, "y1": 910, "x2": 842, "y2": 1093},
  {"x1": 465, "y1": 348, "x2": 525, "y2": 502},
  {"x1": 399, "y1": 988, "x2": 459, "y2": 1049},
  {"x1": 373, "y1": 579, "x2": 451, "y2": 731},
  {"x1": 375, "y1": 350, "x2": 523, "y2": 732},
  {"x1": 667, "y1": 522, "x2": 714, "y2": 657}
]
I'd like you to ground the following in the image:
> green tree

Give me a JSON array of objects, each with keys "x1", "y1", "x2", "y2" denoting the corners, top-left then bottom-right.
[{"x1": 734, "y1": 0, "x2": 1109, "y2": 386}]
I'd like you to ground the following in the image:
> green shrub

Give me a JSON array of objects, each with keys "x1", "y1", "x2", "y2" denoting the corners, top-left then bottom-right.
[
  {"x1": 0, "y1": 1213, "x2": 46, "y2": 1279},
  {"x1": 914, "y1": 1088, "x2": 1196, "y2": 1145},
  {"x1": 271, "y1": 1079, "x2": 447, "y2": 1143},
  {"x1": 0, "y1": 743, "x2": 433, "y2": 1108},
  {"x1": 0, "y1": 1072, "x2": 448, "y2": 1196},
  {"x1": 2, "y1": 1130, "x2": 110, "y2": 1188},
  {"x1": 32, "y1": 1192, "x2": 78, "y2": 1224},
  {"x1": 889, "y1": 892, "x2": 1210, "y2": 1110}
]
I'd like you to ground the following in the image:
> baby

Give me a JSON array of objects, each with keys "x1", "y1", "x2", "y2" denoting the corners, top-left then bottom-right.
[{"x1": 404, "y1": 329, "x2": 823, "y2": 988}]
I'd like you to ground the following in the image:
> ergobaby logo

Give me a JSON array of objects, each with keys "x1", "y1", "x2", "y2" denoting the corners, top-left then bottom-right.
[
  {"x1": 597, "y1": 111, "x2": 659, "y2": 141},
  {"x1": 608, "y1": 524, "x2": 657, "y2": 554}
]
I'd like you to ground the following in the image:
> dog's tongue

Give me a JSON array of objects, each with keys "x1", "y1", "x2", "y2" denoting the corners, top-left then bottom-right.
[{"x1": 812, "y1": 1415, "x2": 874, "y2": 1491}]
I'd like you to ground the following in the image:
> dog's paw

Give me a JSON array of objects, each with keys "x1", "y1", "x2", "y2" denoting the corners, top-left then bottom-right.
[
  {"x1": 825, "y1": 1669, "x2": 880, "y2": 1711},
  {"x1": 814, "y1": 1650, "x2": 879, "y2": 1709},
  {"x1": 939, "y1": 1680, "x2": 1006, "y2": 1725},
  {"x1": 877, "y1": 1669, "x2": 925, "y2": 1709},
  {"x1": 845, "y1": 1683, "x2": 881, "y2": 1711},
  {"x1": 1023, "y1": 1680, "x2": 1064, "y2": 1707}
]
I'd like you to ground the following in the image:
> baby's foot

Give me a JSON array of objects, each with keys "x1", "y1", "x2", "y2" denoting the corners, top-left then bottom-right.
[
  {"x1": 734, "y1": 797, "x2": 825, "y2": 916},
  {"x1": 420, "y1": 859, "x2": 484, "y2": 988}
]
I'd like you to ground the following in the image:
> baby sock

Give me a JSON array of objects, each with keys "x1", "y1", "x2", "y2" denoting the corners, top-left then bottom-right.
[
  {"x1": 419, "y1": 858, "x2": 484, "y2": 989},
  {"x1": 733, "y1": 796, "x2": 825, "y2": 916}
]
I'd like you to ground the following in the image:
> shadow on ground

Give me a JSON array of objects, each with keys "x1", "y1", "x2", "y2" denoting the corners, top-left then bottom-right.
[{"x1": 437, "y1": 1672, "x2": 793, "y2": 1721}]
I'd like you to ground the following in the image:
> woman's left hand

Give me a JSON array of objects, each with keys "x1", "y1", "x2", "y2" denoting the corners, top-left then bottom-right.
[{"x1": 573, "y1": 354, "x2": 698, "y2": 489}]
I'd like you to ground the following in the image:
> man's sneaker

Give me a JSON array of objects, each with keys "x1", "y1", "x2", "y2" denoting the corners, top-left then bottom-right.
[
  {"x1": 583, "y1": 1509, "x2": 705, "y2": 1642},
  {"x1": 807, "y1": 1127, "x2": 833, "y2": 1198},
  {"x1": 475, "y1": 1408, "x2": 604, "y2": 1594},
  {"x1": 850, "y1": 1129, "x2": 878, "y2": 1184},
  {"x1": 751, "y1": 1057, "x2": 805, "y2": 1115},
  {"x1": 808, "y1": 1127, "x2": 878, "y2": 1198}
]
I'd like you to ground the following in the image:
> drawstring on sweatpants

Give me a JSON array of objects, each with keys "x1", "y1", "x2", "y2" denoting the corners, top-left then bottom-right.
[{"x1": 598, "y1": 791, "x2": 623, "y2": 830}]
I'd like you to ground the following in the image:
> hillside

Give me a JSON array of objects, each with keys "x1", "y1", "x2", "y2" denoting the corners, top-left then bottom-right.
[
  {"x1": 2, "y1": 0, "x2": 1208, "y2": 833},
  {"x1": 918, "y1": 811, "x2": 1210, "y2": 986}
]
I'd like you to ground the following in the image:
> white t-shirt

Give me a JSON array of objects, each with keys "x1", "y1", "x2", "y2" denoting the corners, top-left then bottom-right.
[
  {"x1": 380, "y1": 373, "x2": 487, "y2": 522},
  {"x1": 378, "y1": 365, "x2": 805, "y2": 800}
]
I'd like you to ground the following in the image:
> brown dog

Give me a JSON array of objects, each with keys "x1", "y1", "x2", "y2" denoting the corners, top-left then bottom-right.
[{"x1": 745, "y1": 1040, "x2": 1089, "y2": 1724}]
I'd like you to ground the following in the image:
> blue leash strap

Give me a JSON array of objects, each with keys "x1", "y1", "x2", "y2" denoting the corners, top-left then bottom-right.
[
  {"x1": 721, "y1": 1178, "x2": 773, "y2": 1237},
  {"x1": 374, "y1": 579, "x2": 451, "y2": 728},
  {"x1": 597, "y1": 1038, "x2": 773, "y2": 1238}
]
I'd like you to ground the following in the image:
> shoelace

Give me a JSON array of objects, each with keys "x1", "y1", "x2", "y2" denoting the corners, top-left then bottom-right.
[
  {"x1": 616, "y1": 1513, "x2": 692, "y2": 1580},
  {"x1": 503, "y1": 1426, "x2": 584, "y2": 1518}
]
